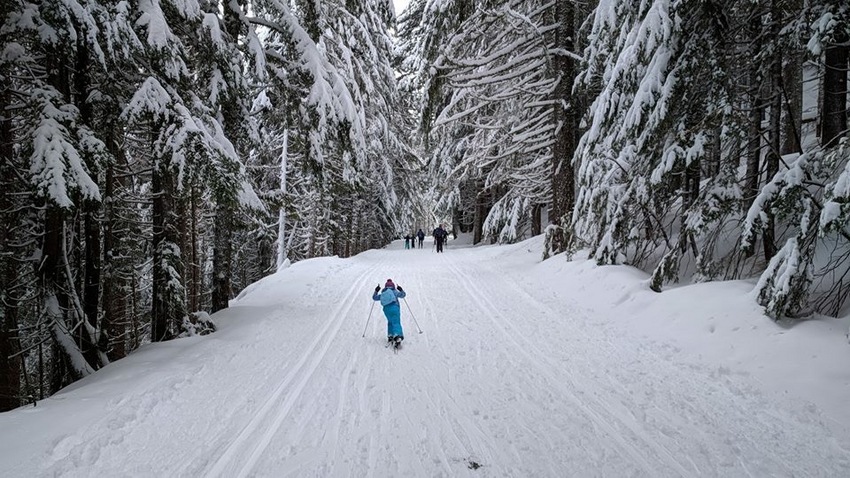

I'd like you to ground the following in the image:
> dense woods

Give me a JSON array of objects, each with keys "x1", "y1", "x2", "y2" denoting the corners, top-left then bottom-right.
[
  {"x1": 0, "y1": 0, "x2": 417, "y2": 410},
  {"x1": 398, "y1": 1, "x2": 848, "y2": 316},
  {"x1": 1, "y1": 0, "x2": 848, "y2": 410}
]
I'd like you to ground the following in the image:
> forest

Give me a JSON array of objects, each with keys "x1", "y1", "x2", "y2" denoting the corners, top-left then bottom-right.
[{"x1": 0, "y1": 0, "x2": 847, "y2": 411}]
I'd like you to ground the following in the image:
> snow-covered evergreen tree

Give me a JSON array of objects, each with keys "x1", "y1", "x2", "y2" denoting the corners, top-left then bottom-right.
[
  {"x1": 0, "y1": 0, "x2": 418, "y2": 408},
  {"x1": 399, "y1": 1, "x2": 589, "y2": 246},
  {"x1": 251, "y1": 0, "x2": 414, "y2": 262},
  {"x1": 744, "y1": 3, "x2": 850, "y2": 319},
  {"x1": 573, "y1": 0, "x2": 850, "y2": 319},
  {"x1": 397, "y1": 0, "x2": 478, "y2": 237},
  {"x1": 2, "y1": 0, "x2": 113, "y2": 391},
  {"x1": 431, "y1": 1, "x2": 558, "y2": 243}
]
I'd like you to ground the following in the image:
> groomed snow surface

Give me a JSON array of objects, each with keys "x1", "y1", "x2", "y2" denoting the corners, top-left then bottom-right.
[{"x1": 3, "y1": 235, "x2": 850, "y2": 477}]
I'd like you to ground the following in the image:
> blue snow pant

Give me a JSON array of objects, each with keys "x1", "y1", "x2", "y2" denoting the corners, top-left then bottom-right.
[{"x1": 383, "y1": 303, "x2": 403, "y2": 338}]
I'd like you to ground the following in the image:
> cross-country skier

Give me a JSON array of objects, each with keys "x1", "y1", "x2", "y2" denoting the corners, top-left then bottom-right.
[
  {"x1": 373, "y1": 279, "x2": 406, "y2": 346},
  {"x1": 433, "y1": 224, "x2": 448, "y2": 253}
]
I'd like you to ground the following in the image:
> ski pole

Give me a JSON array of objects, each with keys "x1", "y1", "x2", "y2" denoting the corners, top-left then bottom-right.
[
  {"x1": 402, "y1": 298, "x2": 423, "y2": 334},
  {"x1": 361, "y1": 300, "x2": 376, "y2": 337}
]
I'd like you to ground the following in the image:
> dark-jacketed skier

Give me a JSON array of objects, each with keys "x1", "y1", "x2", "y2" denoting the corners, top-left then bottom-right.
[{"x1": 433, "y1": 224, "x2": 448, "y2": 253}]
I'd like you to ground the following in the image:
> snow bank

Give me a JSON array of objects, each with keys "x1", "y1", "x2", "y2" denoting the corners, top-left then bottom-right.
[{"x1": 490, "y1": 235, "x2": 850, "y2": 428}]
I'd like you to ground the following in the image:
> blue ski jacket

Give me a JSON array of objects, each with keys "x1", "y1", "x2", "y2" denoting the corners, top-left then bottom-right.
[{"x1": 373, "y1": 288, "x2": 406, "y2": 307}]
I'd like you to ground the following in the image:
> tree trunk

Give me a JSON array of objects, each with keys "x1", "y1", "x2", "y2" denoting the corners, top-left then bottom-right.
[
  {"x1": 0, "y1": 318, "x2": 20, "y2": 411},
  {"x1": 531, "y1": 204, "x2": 542, "y2": 237},
  {"x1": 549, "y1": 1, "x2": 577, "y2": 254},
  {"x1": 781, "y1": 49, "x2": 802, "y2": 155},
  {"x1": 705, "y1": 127, "x2": 722, "y2": 178},
  {"x1": 40, "y1": 51, "x2": 99, "y2": 380},
  {"x1": 42, "y1": 209, "x2": 95, "y2": 385},
  {"x1": 821, "y1": 30, "x2": 848, "y2": 148},
  {"x1": 101, "y1": 128, "x2": 130, "y2": 360},
  {"x1": 344, "y1": 207, "x2": 352, "y2": 258},
  {"x1": 102, "y1": 164, "x2": 123, "y2": 360},
  {"x1": 473, "y1": 186, "x2": 490, "y2": 245},
  {"x1": 75, "y1": 32, "x2": 103, "y2": 352},
  {"x1": 151, "y1": 156, "x2": 183, "y2": 341},
  {"x1": 49, "y1": 337, "x2": 65, "y2": 395},
  {"x1": 174, "y1": 184, "x2": 199, "y2": 318},
  {"x1": 744, "y1": 7, "x2": 763, "y2": 208},
  {"x1": 0, "y1": 87, "x2": 21, "y2": 411},
  {"x1": 762, "y1": 0, "x2": 782, "y2": 262},
  {"x1": 190, "y1": 192, "x2": 200, "y2": 313},
  {"x1": 212, "y1": 202, "x2": 233, "y2": 313},
  {"x1": 276, "y1": 132, "x2": 289, "y2": 271},
  {"x1": 680, "y1": 157, "x2": 701, "y2": 255},
  {"x1": 82, "y1": 204, "x2": 101, "y2": 346}
]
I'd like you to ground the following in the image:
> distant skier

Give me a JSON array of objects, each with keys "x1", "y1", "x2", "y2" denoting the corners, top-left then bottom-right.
[
  {"x1": 433, "y1": 224, "x2": 448, "y2": 253},
  {"x1": 373, "y1": 279, "x2": 406, "y2": 346},
  {"x1": 416, "y1": 229, "x2": 425, "y2": 248},
  {"x1": 403, "y1": 234, "x2": 411, "y2": 249}
]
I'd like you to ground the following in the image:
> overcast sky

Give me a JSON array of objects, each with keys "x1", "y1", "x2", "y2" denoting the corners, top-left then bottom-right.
[{"x1": 393, "y1": 0, "x2": 411, "y2": 14}]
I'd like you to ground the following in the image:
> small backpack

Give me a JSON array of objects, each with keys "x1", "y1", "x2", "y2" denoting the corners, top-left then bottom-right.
[{"x1": 379, "y1": 288, "x2": 397, "y2": 306}]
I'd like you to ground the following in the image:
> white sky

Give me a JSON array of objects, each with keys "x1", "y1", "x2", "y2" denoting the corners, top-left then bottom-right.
[{"x1": 393, "y1": 0, "x2": 411, "y2": 14}]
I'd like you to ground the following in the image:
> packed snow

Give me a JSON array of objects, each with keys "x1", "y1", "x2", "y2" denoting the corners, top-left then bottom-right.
[{"x1": 2, "y1": 235, "x2": 850, "y2": 477}]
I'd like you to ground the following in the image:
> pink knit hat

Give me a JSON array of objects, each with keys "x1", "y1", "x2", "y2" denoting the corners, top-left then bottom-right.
[{"x1": 385, "y1": 279, "x2": 395, "y2": 289}]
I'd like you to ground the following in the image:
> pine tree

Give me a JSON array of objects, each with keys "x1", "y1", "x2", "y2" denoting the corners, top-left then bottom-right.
[
  {"x1": 0, "y1": 39, "x2": 23, "y2": 408},
  {"x1": 0, "y1": 0, "x2": 415, "y2": 407},
  {"x1": 571, "y1": 0, "x2": 850, "y2": 319},
  {"x1": 744, "y1": 2, "x2": 850, "y2": 318}
]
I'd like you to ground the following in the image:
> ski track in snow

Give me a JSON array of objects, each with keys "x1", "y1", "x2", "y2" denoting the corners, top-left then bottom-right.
[
  {"x1": 445, "y1": 258, "x2": 670, "y2": 476},
  {"x1": 238, "y1": 247, "x2": 850, "y2": 477},
  {"x1": 202, "y1": 260, "x2": 385, "y2": 478},
  {"x1": 8, "y1": 242, "x2": 850, "y2": 477},
  {"x1": 444, "y1": 253, "x2": 850, "y2": 476}
]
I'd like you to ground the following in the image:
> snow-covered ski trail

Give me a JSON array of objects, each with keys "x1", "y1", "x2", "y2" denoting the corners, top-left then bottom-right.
[
  {"x1": 431, "y1": 250, "x2": 850, "y2": 476},
  {"x1": 444, "y1": 256, "x2": 684, "y2": 475},
  {"x1": 202, "y1": 260, "x2": 386, "y2": 478},
  {"x1": 2, "y1": 241, "x2": 850, "y2": 477}
]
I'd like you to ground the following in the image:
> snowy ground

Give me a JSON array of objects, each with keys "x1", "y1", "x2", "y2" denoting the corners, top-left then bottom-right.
[{"x1": 3, "y1": 235, "x2": 850, "y2": 477}]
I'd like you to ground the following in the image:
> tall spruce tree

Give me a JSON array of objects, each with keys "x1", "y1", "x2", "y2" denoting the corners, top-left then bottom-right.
[{"x1": 744, "y1": 2, "x2": 850, "y2": 319}]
